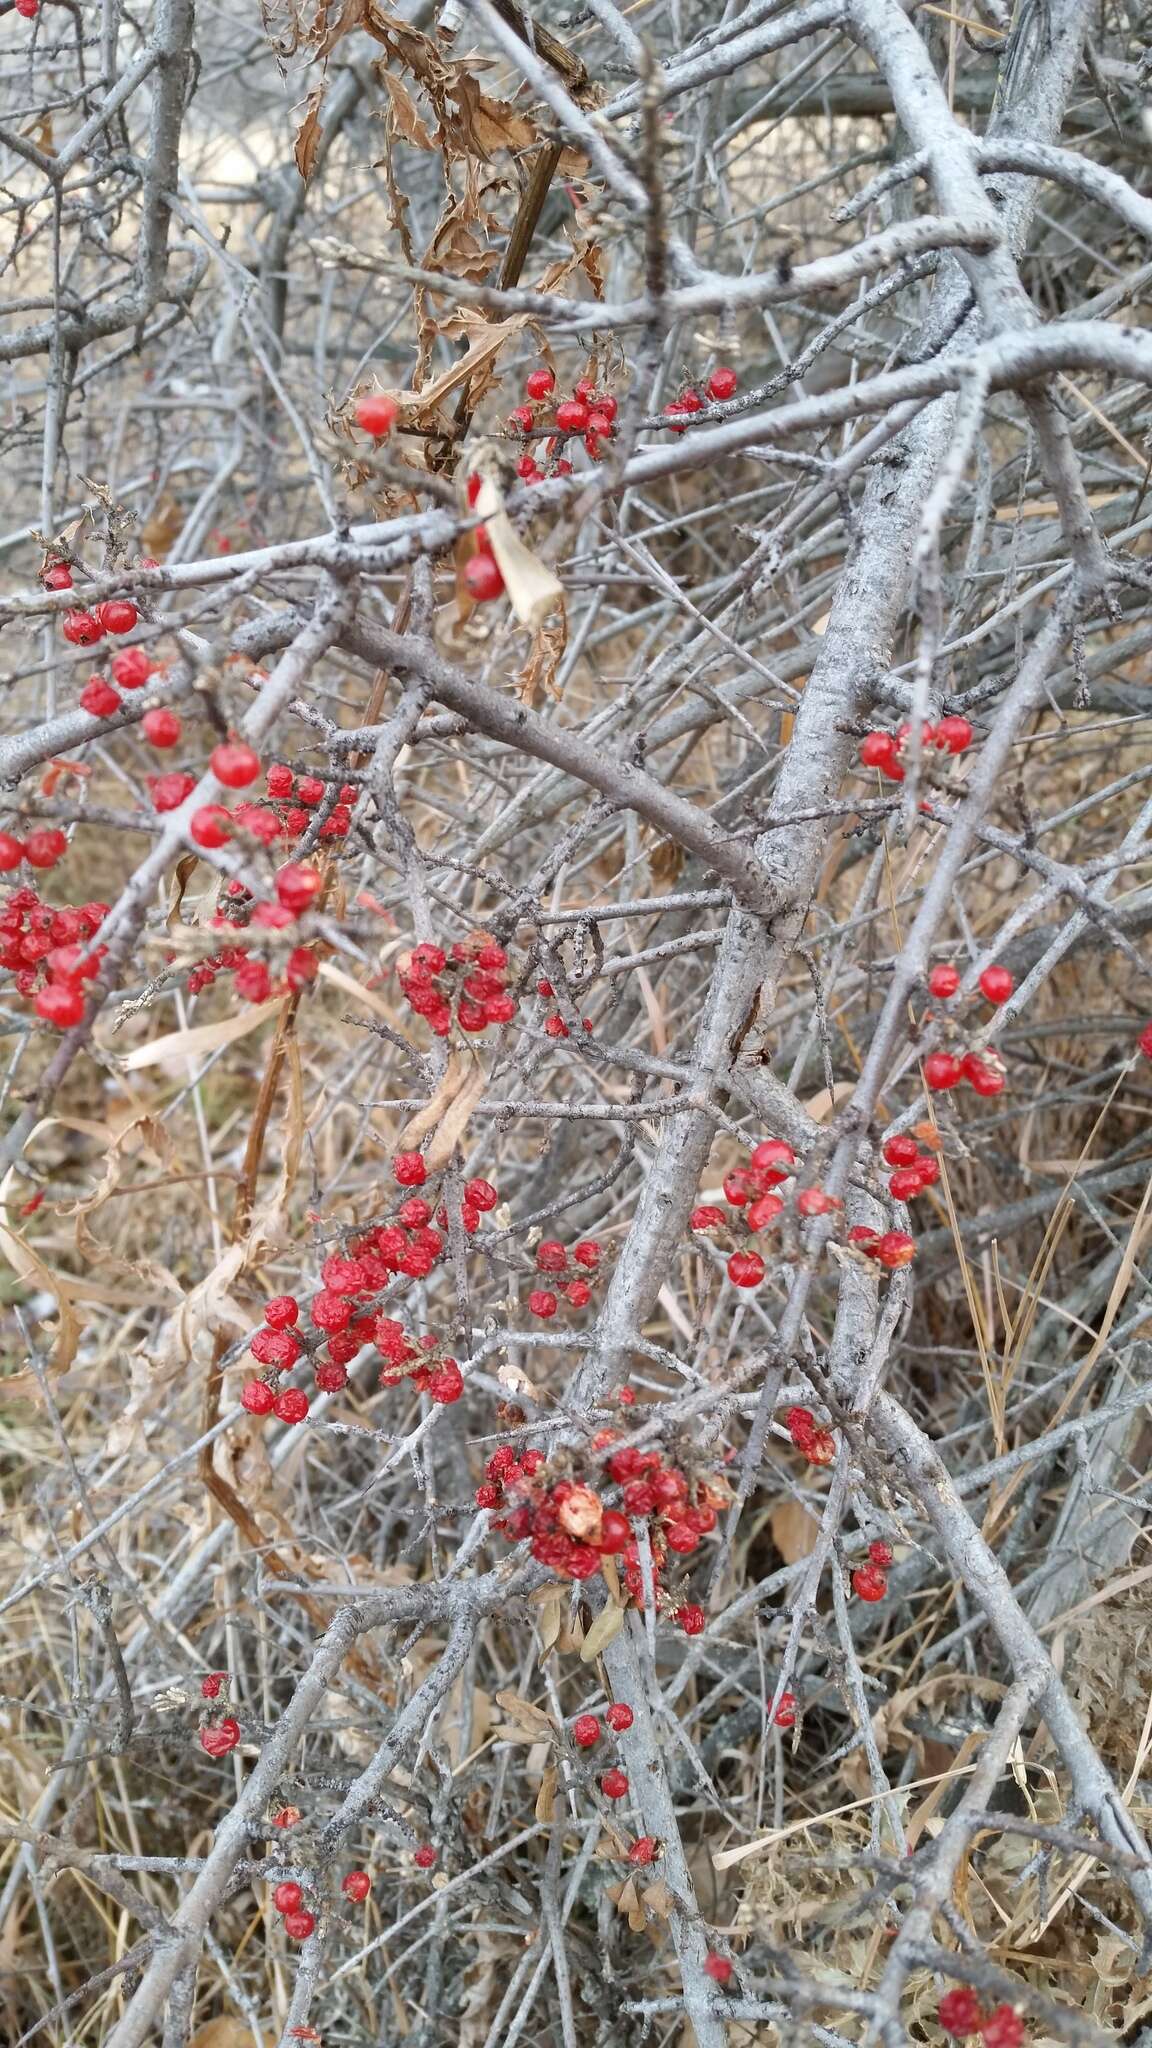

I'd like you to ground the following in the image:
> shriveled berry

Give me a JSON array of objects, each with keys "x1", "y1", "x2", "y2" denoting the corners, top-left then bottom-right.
[
  {"x1": 265, "y1": 1295, "x2": 300, "y2": 1329},
  {"x1": 528, "y1": 1289, "x2": 557, "y2": 1319},
  {"x1": 199, "y1": 1718, "x2": 240, "y2": 1757},
  {"x1": 875, "y1": 1231, "x2": 916, "y2": 1269},
  {"x1": 868, "y1": 1539, "x2": 893, "y2": 1566},
  {"x1": 273, "y1": 1388, "x2": 309, "y2": 1425},
  {"x1": 690, "y1": 1205, "x2": 726, "y2": 1230},
  {"x1": 939, "y1": 1989, "x2": 984, "y2": 2037},
  {"x1": 201, "y1": 1671, "x2": 226, "y2": 1699},
  {"x1": 980, "y1": 2006, "x2": 1025, "y2": 2048},
  {"x1": 465, "y1": 1177, "x2": 498, "y2": 1211},
  {"x1": 80, "y1": 677, "x2": 121, "y2": 717},
  {"x1": 676, "y1": 1604, "x2": 705, "y2": 1636},
  {"x1": 882, "y1": 1134, "x2": 919, "y2": 1166},
  {"x1": 627, "y1": 1835, "x2": 658, "y2": 1865},
  {"x1": 413, "y1": 1844, "x2": 437, "y2": 1869},
  {"x1": 242, "y1": 1379, "x2": 276, "y2": 1415},
  {"x1": 394, "y1": 1151, "x2": 427, "y2": 1186}
]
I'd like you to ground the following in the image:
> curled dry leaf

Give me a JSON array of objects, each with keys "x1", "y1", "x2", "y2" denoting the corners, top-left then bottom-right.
[{"x1": 472, "y1": 464, "x2": 563, "y2": 631}]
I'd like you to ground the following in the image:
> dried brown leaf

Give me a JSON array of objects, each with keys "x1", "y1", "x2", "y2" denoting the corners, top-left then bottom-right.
[
  {"x1": 579, "y1": 1598, "x2": 624, "y2": 1663},
  {"x1": 294, "y1": 86, "x2": 326, "y2": 180}
]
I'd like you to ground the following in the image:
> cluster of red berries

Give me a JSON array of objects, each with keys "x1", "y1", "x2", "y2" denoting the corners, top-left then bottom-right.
[
  {"x1": 663, "y1": 364, "x2": 739, "y2": 431},
  {"x1": 185, "y1": 940, "x2": 317, "y2": 1003},
  {"x1": 78, "y1": 644, "x2": 155, "y2": 718},
  {"x1": 0, "y1": 828, "x2": 68, "y2": 874},
  {"x1": 507, "y1": 365, "x2": 616, "y2": 475},
  {"x1": 850, "y1": 1540, "x2": 893, "y2": 1603},
  {"x1": 397, "y1": 935, "x2": 517, "y2": 1038},
  {"x1": 929, "y1": 961, "x2": 1013, "y2": 1006},
  {"x1": 690, "y1": 1136, "x2": 800, "y2": 1291},
  {"x1": 878, "y1": 1132, "x2": 940, "y2": 1204},
  {"x1": 570, "y1": 1701, "x2": 636, "y2": 1806},
  {"x1": 939, "y1": 1990, "x2": 1026, "y2": 2048},
  {"x1": 918, "y1": 960, "x2": 1012, "y2": 1097},
  {"x1": 60, "y1": 598, "x2": 140, "y2": 647},
  {"x1": 270, "y1": 1879, "x2": 316, "y2": 1942},
  {"x1": 0, "y1": 883, "x2": 108, "y2": 1029},
  {"x1": 784, "y1": 1405, "x2": 836, "y2": 1467},
  {"x1": 527, "y1": 1236, "x2": 602, "y2": 1318},
  {"x1": 261, "y1": 761, "x2": 356, "y2": 841},
  {"x1": 483, "y1": 1433, "x2": 727, "y2": 1603},
  {"x1": 859, "y1": 716, "x2": 973, "y2": 780}
]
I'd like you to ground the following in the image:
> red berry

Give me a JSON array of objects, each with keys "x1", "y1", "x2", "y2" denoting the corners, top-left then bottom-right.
[
  {"x1": 43, "y1": 563, "x2": 72, "y2": 588},
  {"x1": 525, "y1": 367, "x2": 555, "y2": 401},
  {"x1": 535, "y1": 1240, "x2": 567, "y2": 1274},
  {"x1": 428, "y1": 1358, "x2": 463, "y2": 1404},
  {"x1": 868, "y1": 1539, "x2": 893, "y2": 1566},
  {"x1": 266, "y1": 763, "x2": 294, "y2": 798},
  {"x1": 934, "y1": 714, "x2": 973, "y2": 753},
  {"x1": 962, "y1": 1053, "x2": 1005, "y2": 1096},
  {"x1": 938, "y1": 1989, "x2": 985, "y2": 2037},
  {"x1": 201, "y1": 1671, "x2": 226, "y2": 1699},
  {"x1": 250, "y1": 1327, "x2": 301, "y2": 1369},
  {"x1": 25, "y1": 829, "x2": 67, "y2": 869},
  {"x1": 600, "y1": 1768, "x2": 628, "y2": 1799},
  {"x1": 342, "y1": 1870, "x2": 371, "y2": 1902},
  {"x1": 80, "y1": 677, "x2": 121, "y2": 717},
  {"x1": 555, "y1": 399, "x2": 589, "y2": 433},
  {"x1": 704, "y1": 1953, "x2": 732, "y2": 1986},
  {"x1": 508, "y1": 405, "x2": 535, "y2": 433},
  {"x1": 99, "y1": 599, "x2": 138, "y2": 636},
  {"x1": 851, "y1": 1564, "x2": 888, "y2": 1602},
  {"x1": 690, "y1": 1205, "x2": 725, "y2": 1231},
  {"x1": 797, "y1": 1187, "x2": 839, "y2": 1217},
  {"x1": 566, "y1": 1279, "x2": 592, "y2": 1307},
  {"x1": 875, "y1": 1231, "x2": 916, "y2": 1269},
  {"x1": 62, "y1": 610, "x2": 104, "y2": 646},
  {"x1": 464, "y1": 551, "x2": 504, "y2": 602},
  {"x1": 727, "y1": 1250, "x2": 764, "y2": 1289},
  {"x1": 0, "y1": 833, "x2": 24, "y2": 870},
  {"x1": 627, "y1": 1836, "x2": 658, "y2": 1865},
  {"x1": 773, "y1": 1691, "x2": 797, "y2": 1728},
  {"x1": 35, "y1": 982, "x2": 85, "y2": 1028},
  {"x1": 151, "y1": 773, "x2": 196, "y2": 812},
  {"x1": 1138, "y1": 1022, "x2": 1152, "y2": 1060},
  {"x1": 242, "y1": 1379, "x2": 275, "y2": 1415},
  {"x1": 980, "y1": 2007, "x2": 1025, "y2": 2048},
  {"x1": 264, "y1": 1295, "x2": 299, "y2": 1329},
  {"x1": 464, "y1": 1177, "x2": 498, "y2": 1212},
  {"x1": 723, "y1": 1169, "x2": 752, "y2": 1206},
  {"x1": 707, "y1": 366, "x2": 738, "y2": 401},
  {"x1": 676, "y1": 1605, "x2": 705, "y2": 1636},
  {"x1": 282, "y1": 1908, "x2": 315, "y2": 1940},
  {"x1": 413, "y1": 1844, "x2": 437, "y2": 1869},
  {"x1": 544, "y1": 1014, "x2": 569, "y2": 1038},
  {"x1": 528, "y1": 1289, "x2": 557, "y2": 1319},
  {"x1": 393, "y1": 1151, "x2": 427, "y2": 1187},
  {"x1": 142, "y1": 707, "x2": 181, "y2": 748},
  {"x1": 199, "y1": 1718, "x2": 240, "y2": 1757},
  {"x1": 273, "y1": 1388, "x2": 309, "y2": 1425},
  {"x1": 356, "y1": 393, "x2": 398, "y2": 437},
  {"x1": 882, "y1": 1134, "x2": 919, "y2": 1166},
  {"x1": 860, "y1": 731, "x2": 903, "y2": 778},
  {"x1": 212, "y1": 741, "x2": 260, "y2": 789},
  {"x1": 475, "y1": 1482, "x2": 501, "y2": 1509},
  {"x1": 978, "y1": 964, "x2": 1013, "y2": 1004},
  {"x1": 888, "y1": 1168, "x2": 923, "y2": 1202},
  {"x1": 190, "y1": 806, "x2": 231, "y2": 849},
  {"x1": 923, "y1": 1051, "x2": 962, "y2": 1091},
  {"x1": 274, "y1": 862, "x2": 321, "y2": 915},
  {"x1": 314, "y1": 1361, "x2": 348, "y2": 1392},
  {"x1": 605, "y1": 1702, "x2": 633, "y2": 1732},
  {"x1": 595, "y1": 1510, "x2": 630, "y2": 1553},
  {"x1": 273, "y1": 1880, "x2": 303, "y2": 1914},
  {"x1": 928, "y1": 963, "x2": 960, "y2": 999},
  {"x1": 111, "y1": 647, "x2": 153, "y2": 688},
  {"x1": 572, "y1": 1713, "x2": 600, "y2": 1748}
]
